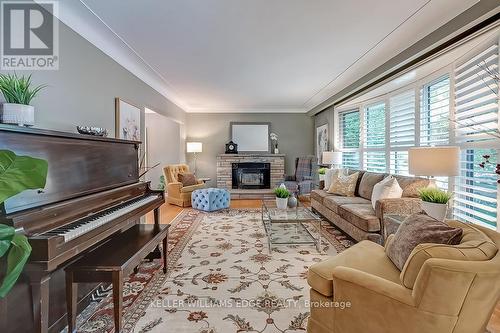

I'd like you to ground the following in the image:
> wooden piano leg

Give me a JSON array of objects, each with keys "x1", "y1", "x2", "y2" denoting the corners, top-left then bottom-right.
[
  {"x1": 112, "y1": 271, "x2": 123, "y2": 333},
  {"x1": 29, "y1": 274, "x2": 50, "y2": 333},
  {"x1": 154, "y1": 207, "x2": 160, "y2": 225},
  {"x1": 162, "y1": 236, "x2": 168, "y2": 274},
  {"x1": 66, "y1": 271, "x2": 78, "y2": 333}
]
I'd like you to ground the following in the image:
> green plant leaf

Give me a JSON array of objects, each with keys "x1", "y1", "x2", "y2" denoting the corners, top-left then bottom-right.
[
  {"x1": 0, "y1": 224, "x2": 15, "y2": 257},
  {"x1": 0, "y1": 150, "x2": 48, "y2": 203},
  {"x1": 0, "y1": 233, "x2": 31, "y2": 298}
]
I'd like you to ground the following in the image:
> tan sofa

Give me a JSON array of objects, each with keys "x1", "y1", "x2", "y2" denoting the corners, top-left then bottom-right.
[
  {"x1": 311, "y1": 170, "x2": 430, "y2": 244},
  {"x1": 307, "y1": 220, "x2": 500, "y2": 333},
  {"x1": 163, "y1": 164, "x2": 204, "y2": 207}
]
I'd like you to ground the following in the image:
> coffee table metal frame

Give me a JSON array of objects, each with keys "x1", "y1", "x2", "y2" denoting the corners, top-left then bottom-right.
[{"x1": 261, "y1": 200, "x2": 322, "y2": 253}]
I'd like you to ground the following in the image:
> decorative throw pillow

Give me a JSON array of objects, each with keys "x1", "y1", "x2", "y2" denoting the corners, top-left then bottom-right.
[
  {"x1": 324, "y1": 168, "x2": 346, "y2": 190},
  {"x1": 385, "y1": 213, "x2": 463, "y2": 270},
  {"x1": 327, "y1": 171, "x2": 359, "y2": 196},
  {"x1": 371, "y1": 176, "x2": 403, "y2": 209},
  {"x1": 178, "y1": 172, "x2": 197, "y2": 186}
]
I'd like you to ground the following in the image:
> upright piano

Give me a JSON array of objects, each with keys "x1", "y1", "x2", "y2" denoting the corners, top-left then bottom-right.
[{"x1": 0, "y1": 125, "x2": 165, "y2": 333}]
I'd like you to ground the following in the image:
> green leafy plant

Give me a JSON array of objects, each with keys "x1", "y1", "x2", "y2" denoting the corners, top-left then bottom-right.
[
  {"x1": 0, "y1": 150, "x2": 48, "y2": 297},
  {"x1": 274, "y1": 187, "x2": 290, "y2": 199},
  {"x1": 318, "y1": 167, "x2": 327, "y2": 175},
  {"x1": 158, "y1": 175, "x2": 165, "y2": 191},
  {"x1": 418, "y1": 187, "x2": 452, "y2": 204},
  {"x1": 0, "y1": 73, "x2": 47, "y2": 105}
]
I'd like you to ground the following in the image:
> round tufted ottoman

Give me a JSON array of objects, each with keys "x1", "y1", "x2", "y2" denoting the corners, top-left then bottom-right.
[{"x1": 191, "y1": 188, "x2": 230, "y2": 212}]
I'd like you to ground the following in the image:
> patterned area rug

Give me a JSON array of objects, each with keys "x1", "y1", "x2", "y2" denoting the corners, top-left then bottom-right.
[{"x1": 72, "y1": 208, "x2": 353, "y2": 333}]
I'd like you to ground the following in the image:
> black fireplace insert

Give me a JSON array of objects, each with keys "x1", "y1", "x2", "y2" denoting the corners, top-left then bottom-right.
[{"x1": 232, "y1": 162, "x2": 271, "y2": 189}]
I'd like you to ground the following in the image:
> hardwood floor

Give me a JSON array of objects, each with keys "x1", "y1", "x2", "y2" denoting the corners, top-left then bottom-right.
[{"x1": 146, "y1": 199, "x2": 500, "y2": 332}]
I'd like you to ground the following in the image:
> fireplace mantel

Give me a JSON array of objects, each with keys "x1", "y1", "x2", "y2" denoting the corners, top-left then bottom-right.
[{"x1": 216, "y1": 154, "x2": 285, "y2": 192}]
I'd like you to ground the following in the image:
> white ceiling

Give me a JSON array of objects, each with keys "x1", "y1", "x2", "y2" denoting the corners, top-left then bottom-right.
[{"x1": 60, "y1": 0, "x2": 479, "y2": 113}]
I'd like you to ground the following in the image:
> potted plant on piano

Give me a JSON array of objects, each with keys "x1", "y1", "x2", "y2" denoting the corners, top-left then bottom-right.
[
  {"x1": 0, "y1": 73, "x2": 47, "y2": 127},
  {"x1": 0, "y1": 149, "x2": 48, "y2": 297}
]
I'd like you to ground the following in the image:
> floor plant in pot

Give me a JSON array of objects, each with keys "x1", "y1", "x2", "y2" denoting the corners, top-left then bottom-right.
[
  {"x1": 0, "y1": 149, "x2": 48, "y2": 297},
  {"x1": 418, "y1": 187, "x2": 453, "y2": 221},
  {"x1": 0, "y1": 73, "x2": 47, "y2": 127},
  {"x1": 274, "y1": 186, "x2": 290, "y2": 210}
]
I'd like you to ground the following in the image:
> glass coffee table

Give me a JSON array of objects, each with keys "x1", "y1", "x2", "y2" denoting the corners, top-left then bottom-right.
[{"x1": 261, "y1": 200, "x2": 322, "y2": 252}]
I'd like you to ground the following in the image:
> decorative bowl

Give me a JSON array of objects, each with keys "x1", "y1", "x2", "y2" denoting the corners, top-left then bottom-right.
[{"x1": 76, "y1": 126, "x2": 108, "y2": 137}]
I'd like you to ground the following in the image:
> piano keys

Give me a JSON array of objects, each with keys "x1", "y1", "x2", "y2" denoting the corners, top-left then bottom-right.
[{"x1": 0, "y1": 124, "x2": 165, "y2": 333}]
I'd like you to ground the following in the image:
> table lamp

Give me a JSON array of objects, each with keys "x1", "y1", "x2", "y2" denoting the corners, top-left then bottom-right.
[
  {"x1": 187, "y1": 142, "x2": 202, "y2": 174},
  {"x1": 408, "y1": 146, "x2": 460, "y2": 186},
  {"x1": 322, "y1": 151, "x2": 342, "y2": 169}
]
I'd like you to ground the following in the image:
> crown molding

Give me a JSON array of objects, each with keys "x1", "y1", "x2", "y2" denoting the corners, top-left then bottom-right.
[
  {"x1": 37, "y1": 0, "x2": 189, "y2": 112},
  {"x1": 185, "y1": 106, "x2": 308, "y2": 114}
]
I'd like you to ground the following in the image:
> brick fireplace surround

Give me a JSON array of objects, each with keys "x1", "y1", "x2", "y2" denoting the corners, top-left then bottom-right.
[{"x1": 216, "y1": 154, "x2": 285, "y2": 194}]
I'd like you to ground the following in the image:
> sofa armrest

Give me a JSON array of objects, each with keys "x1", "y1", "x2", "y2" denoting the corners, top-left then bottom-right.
[
  {"x1": 375, "y1": 198, "x2": 422, "y2": 219},
  {"x1": 332, "y1": 266, "x2": 415, "y2": 306}
]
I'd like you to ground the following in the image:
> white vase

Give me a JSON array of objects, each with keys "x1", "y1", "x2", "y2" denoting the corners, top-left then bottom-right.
[
  {"x1": 1, "y1": 103, "x2": 35, "y2": 126},
  {"x1": 276, "y1": 197, "x2": 288, "y2": 210},
  {"x1": 422, "y1": 201, "x2": 448, "y2": 221},
  {"x1": 319, "y1": 174, "x2": 325, "y2": 181}
]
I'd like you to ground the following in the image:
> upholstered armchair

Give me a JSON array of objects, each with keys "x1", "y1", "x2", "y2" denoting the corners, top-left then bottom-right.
[
  {"x1": 307, "y1": 220, "x2": 500, "y2": 333},
  {"x1": 163, "y1": 164, "x2": 204, "y2": 207},
  {"x1": 284, "y1": 156, "x2": 316, "y2": 195}
]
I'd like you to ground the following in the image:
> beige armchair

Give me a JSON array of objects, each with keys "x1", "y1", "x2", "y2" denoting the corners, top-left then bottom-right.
[
  {"x1": 307, "y1": 220, "x2": 500, "y2": 333},
  {"x1": 163, "y1": 164, "x2": 204, "y2": 207}
]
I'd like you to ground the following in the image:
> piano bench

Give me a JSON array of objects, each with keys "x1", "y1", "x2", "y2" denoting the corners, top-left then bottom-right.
[{"x1": 65, "y1": 223, "x2": 169, "y2": 333}]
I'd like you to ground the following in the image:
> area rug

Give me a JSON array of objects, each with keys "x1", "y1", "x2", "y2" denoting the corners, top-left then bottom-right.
[{"x1": 73, "y1": 208, "x2": 353, "y2": 333}]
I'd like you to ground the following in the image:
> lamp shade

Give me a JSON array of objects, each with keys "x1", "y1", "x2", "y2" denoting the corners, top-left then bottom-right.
[
  {"x1": 408, "y1": 146, "x2": 460, "y2": 176},
  {"x1": 322, "y1": 151, "x2": 342, "y2": 165},
  {"x1": 186, "y1": 142, "x2": 202, "y2": 153}
]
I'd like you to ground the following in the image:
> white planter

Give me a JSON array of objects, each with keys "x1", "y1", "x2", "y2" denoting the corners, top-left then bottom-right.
[
  {"x1": 319, "y1": 174, "x2": 325, "y2": 181},
  {"x1": 422, "y1": 201, "x2": 448, "y2": 221},
  {"x1": 276, "y1": 197, "x2": 288, "y2": 210},
  {"x1": 1, "y1": 103, "x2": 35, "y2": 126}
]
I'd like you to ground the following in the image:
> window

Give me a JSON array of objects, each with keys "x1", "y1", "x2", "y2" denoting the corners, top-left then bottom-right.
[
  {"x1": 453, "y1": 39, "x2": 499, "y2": 229},
  {"x1": 363, "y1": 102, "x2": 386, "y2": 172},
  {"x1": 334, "y1": 34, "x2": 499, "y2": 230},
  {"x1": 389, "y1": 90, "x2": 415, "y2": 175},
  {"x1": 338, "y1": 109, "x2": 360, "y2": 169},
  {"x1": 420, "y1": 75, "x2": 450, "y2": 146}
]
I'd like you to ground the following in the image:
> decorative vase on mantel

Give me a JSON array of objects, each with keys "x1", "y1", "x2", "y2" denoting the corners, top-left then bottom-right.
[{"x1": 1, "y1": 103, "x2": 35, "y2": 127}]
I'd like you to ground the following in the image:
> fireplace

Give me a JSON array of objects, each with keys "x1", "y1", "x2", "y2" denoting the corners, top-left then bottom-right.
[{"x1": 232, "y1": 162, "x2": 271, "y2": 189}]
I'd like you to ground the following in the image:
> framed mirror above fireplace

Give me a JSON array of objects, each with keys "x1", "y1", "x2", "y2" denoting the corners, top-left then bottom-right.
[{"x1": 230, "y1": 122, "x2": 271, "y2": 153}]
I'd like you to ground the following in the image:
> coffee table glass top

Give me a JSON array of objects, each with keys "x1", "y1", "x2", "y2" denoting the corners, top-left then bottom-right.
[
  {"x1": 261, "y1": 200, "x2": 322, "y2": 251},
  {"x1": 261, "y1": 200, "x2": 321, "y2": 222}
]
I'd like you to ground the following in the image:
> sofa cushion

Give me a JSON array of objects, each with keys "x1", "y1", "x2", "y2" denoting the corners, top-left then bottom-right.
[
  {"x1": 307, "y1": 240, "x2": 400, "y2": 297},
  {"x1": 385, "y1": 213, "x2": 463, "y2": 271},
  {"x1": 327, "y1": 172, "x2": 359, "y2": 196},
  {"x1": 310, "y1": 189, "x2": 334, "y2": 204},
  {"x1": 358, "y1": 172, "x2": 385, "y2": 200},
  {"x1": 394, "y1": 175, "x2": 430, "y2": 198},
  {"x1": 347, "y1": 169, "x2": 365, "y2": 196},
  {"x1": 400, "y1": 220, "x2": 498, "y2": 288},
  {"x1": 323, "y1": 196, "x2": 371, "y2": 214},
  {"x1": 338, "y1": 204, "x2": 381, "y2": 232}
]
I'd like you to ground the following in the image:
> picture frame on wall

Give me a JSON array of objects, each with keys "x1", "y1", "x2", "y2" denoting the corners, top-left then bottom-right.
[
  {"x1": 115, "y1": 97, "x2": 141, "y2": 141},
  {"x1": 316, "y1": 123, "x2": 328, "y2": 164}
]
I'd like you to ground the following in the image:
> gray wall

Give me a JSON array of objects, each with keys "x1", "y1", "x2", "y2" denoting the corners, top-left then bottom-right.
[
  {"x1": 0, "y1": 14, "x2": 186, "y2": 140},
  {"x1": 186, "y1": 113, "x2": 314, "y2": 187}
]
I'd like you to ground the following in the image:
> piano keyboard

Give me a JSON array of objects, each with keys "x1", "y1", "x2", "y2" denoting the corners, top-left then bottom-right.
[{"x1": 45, "y1": 194, "x2": 160, "y2": 242}]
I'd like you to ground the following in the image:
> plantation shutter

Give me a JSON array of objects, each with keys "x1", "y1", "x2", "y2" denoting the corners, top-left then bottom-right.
[
  {"x1": 420, "y1": 76, "x2": 450, "y2": 146},
  {"x1": 453, "y1": 38, "x2": 499, "y2": 230},
  {"x1": 363, "y1": 102, "x2": 386, "y2": 172},
  {"x1": 389, "y1": 90, "x2": 415, "y2": 175},
  {"x1": 339, "y1": 109, "x2": 360, "y2": 169}
]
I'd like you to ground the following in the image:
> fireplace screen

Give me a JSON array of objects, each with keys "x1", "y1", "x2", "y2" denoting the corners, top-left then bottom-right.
[{"x1": 232, "y1": 162, "x2": 271, "y2": 189}]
